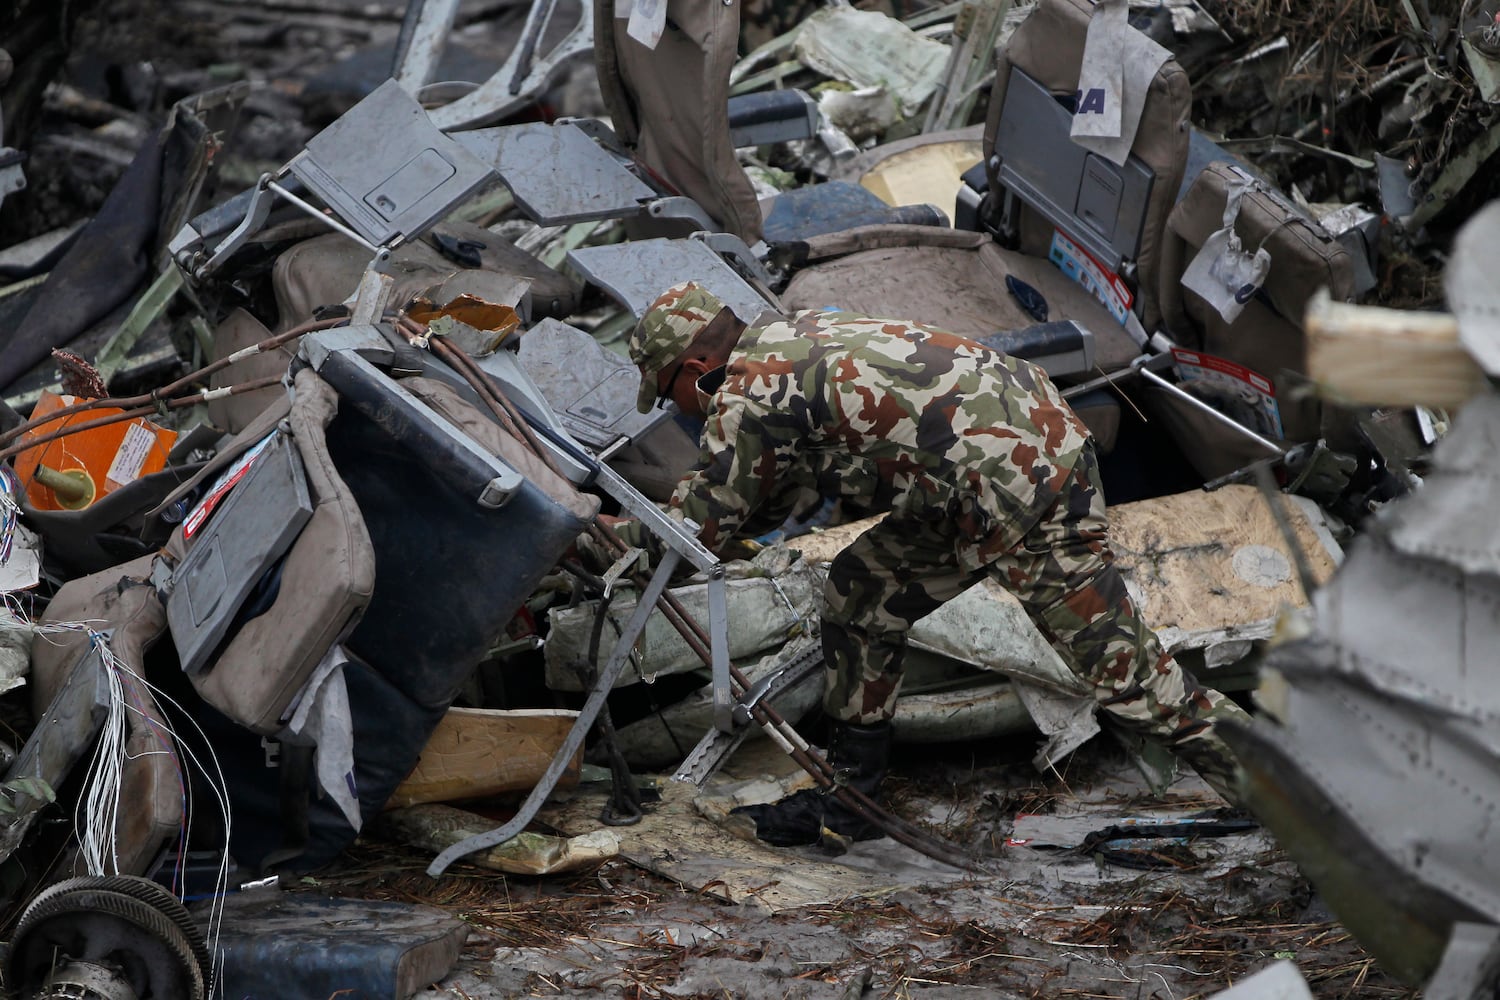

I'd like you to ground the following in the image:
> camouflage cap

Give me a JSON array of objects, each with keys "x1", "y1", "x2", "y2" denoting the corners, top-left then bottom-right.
[{"x1": 630, "y1": 281, "x2": 727, "y2": 413}]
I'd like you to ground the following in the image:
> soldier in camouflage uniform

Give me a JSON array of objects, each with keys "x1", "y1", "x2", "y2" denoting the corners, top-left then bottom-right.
[{"x1": 626, "y1": 281, "x2": 1249, "y2": 846}]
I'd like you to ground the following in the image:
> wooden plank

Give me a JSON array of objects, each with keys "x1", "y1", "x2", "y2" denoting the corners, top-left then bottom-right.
[
  {"x1": 787, "y1": 484, "x2": 1340, "y2": 655},
  {"x1": 388, "y1": 708, "x2": 580, "y2": 809},
  {"x1": 1306, "y1": 289, "x2": 1485, "y2": 409},
  {"x1": 1109, "y1": 484, "x2": 1339, "y2": 641}
]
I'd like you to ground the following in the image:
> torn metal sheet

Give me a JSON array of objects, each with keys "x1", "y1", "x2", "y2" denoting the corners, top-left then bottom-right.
[
  {"x1": 425, "y1": 0, "x2": 595, "y2": 130},
  {"x1": 568, "y1": 238, "x2": 775, "y2": 323},
  {"x1": 0, "y1": 522, "x2": 41, "y2": 601},
  {"x1": 793, "y1": 7, "x2": 951, "y2": 118},
  {"x1": 1381, "y1": 395, "x2": 1500, "y2": 578},
  {"x1": 1405, "y1": 119, "x2": 1500, "y2": 231},
  {"x1": 1446, "y1": 199, "x2": 1500, "y2": 378},
  {"x1": 1425, "y1": 923, "x2": 1500, "y2": 1000},
  {"x1": 455, "y1": 122, "x2": 655, "y2": 225},
  {"x1": 1313, "y1": 201, "x2": 1382, "y2": 297},
  {"x1": 515, "y1": 317, "x2": 672, "y2": 450},
  {"x1": 923, "y1": 0, "x2": 1014, "y2": 132},
  {"x1": 1237, "y1": 375, "x2": 1500, "y2": 987},
  {"x1": 1207, "y1": 960, "x2": 1314, "y2": 1000},
  {"x1": 1009, "y1": 678, "x2": 1098, "y2": 767}
]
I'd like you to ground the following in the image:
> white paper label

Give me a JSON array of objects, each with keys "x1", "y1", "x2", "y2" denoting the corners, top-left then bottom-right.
[
  {"x1": 183, "y1": 431, "x2": 277, "y2": 540},
  {"x1": 627, "y1": 0, "x2": 667, "y2": 49},
  {"x1": 1049, "y1": 230, "x2": 1134, "y2": 324},
  {"x1": 1072, "y1": 0, "x2": 1125, "y2": 140},
  {"x1": 105, "y1": 422, "x2": 158, "y2": 488},
  {"x1": 1070, "y1": 0, "x2": 1172, "y2": 166}
]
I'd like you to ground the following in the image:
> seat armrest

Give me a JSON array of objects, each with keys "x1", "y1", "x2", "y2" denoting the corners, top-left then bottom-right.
[{"x1": 727, "y1": 90, "x2": 820, "y2": 147}]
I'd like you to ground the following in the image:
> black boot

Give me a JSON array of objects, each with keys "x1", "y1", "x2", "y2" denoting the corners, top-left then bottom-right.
[{"x1": 731, "y1": 720, "x2": 892, "y2": 847}]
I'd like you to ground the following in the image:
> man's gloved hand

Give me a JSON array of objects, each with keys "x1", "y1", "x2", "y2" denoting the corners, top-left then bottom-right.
[
  {"x1": 597, "y1": 513, "x2": 649, "y2": 553},
  {"x1": 1284, "y1": 442, "x2": 1358, "y2": 507},
  {"x1": 573, "y1": 528, "x2": 618, "y2": 576}
]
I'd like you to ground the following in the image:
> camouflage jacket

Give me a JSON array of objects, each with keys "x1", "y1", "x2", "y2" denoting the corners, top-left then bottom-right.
[{"x1": 658, "y1": 310, "x2": 1091, "y2": 569}]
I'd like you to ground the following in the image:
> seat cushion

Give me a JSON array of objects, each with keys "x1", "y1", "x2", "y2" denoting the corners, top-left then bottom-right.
[
  {"x1": 594, "y1": 0, "x2": 761, "y2": 243},
  {"x1": 781, "y1": 241, "x2": 1143, "y2": 372},
  {"x1": 35, "y1": 555, "x2": 183, "y2": 878},
  {"x1": 780, "y1": 242, "x2": 1131, "y2": 451}
]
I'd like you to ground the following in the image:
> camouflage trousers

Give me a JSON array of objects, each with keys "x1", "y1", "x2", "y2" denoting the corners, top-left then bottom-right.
[{"x1": 821, "y1": 446, "x2": 1248, "y2": 800}]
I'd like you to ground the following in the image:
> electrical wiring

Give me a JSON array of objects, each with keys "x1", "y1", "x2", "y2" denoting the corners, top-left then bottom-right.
[
  {"x1": 122, "y1": 664, "x2": 234, "y2": 995},
  {"x1": 4, "y1": 602, "x2": 233, "y2": 994},
  {"x1": 76, "y1": 632, "x2": 127, "y2": 877},
  {"x1": 0, "y1": 316, "x2": 346, "y2": 451},
  {"x1": 0, "y1": 375, "x2": 285, "y2": 463},
  {"x1": 0, "y1": 467, "x2": 20, "y2": 566}
]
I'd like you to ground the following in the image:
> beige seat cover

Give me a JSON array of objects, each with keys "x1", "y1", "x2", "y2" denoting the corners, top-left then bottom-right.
[
  {"x1": 1159, "y1": 161, "x2": 1357, "y2": 442},
  {"x1": 208, "y1": 307, "x2": 294, "y2": 434},
  {"x1": 169, "y1": 368, "x2": 377, "y2": 734},
  {"x1": 594, "y1": 0, "x2": 762, "y2": 243},
  {"x1": 985, "y1": 0, "x2": 1192, "y2": 333},
  {"x1": 782, "y1": 239, "x2": 1143, "y2": 373}
]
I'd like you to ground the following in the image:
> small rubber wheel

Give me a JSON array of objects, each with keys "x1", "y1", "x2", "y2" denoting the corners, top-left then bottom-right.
[{"x1": 6, "y1": 881, "x2": 205, "y2": 1000}]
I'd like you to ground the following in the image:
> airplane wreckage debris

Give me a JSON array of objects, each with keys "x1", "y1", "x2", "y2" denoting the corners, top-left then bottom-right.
[{"x1": 0, "y1": 0, "x2": 1495, "y2": 996}]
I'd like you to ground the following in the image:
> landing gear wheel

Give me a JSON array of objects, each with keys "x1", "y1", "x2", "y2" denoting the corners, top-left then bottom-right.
[
  {"x1": 66, "y1": 876, "x2": 212, "y2": 980},
  {"x1": 5, "y1": 877, "x2": 207, "y2": 1000}
]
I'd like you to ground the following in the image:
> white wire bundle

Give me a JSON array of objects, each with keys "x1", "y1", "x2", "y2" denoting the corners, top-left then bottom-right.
[
  {"x1": 12, "y1": 600, "x2": 235, "y2": 994},
  {"x1": 77, "y1": 632, "x2": 128, "y2": 877}
]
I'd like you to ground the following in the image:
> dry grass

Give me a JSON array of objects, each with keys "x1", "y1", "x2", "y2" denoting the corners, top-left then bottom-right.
[{"x1": 305, "y1": 840, "x2": 664, "y2": 952}]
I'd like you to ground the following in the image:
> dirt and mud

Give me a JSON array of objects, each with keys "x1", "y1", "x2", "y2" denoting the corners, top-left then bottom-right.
[{"x1": 306, "y1": 742, "x2": 1419, "y2": 999}]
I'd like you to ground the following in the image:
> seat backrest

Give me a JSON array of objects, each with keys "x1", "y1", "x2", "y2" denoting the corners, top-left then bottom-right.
[
  {"x1": 594, "y1": 0, "x2": 762, "y2": 244},
  {"x1": 983, "y1": 0, "x2": 1191, "y2": 334},
  {"x1": 1158, "y1": 160, "x2": 1357, "y2": 442},
  {"x1": 164, "y1": 369, "x2": 377, "y2": 733}
]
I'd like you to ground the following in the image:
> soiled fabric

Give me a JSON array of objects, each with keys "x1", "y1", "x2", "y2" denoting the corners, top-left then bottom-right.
[{"x1": 0, "y1": 127, "x2": 165, "y2": 391}]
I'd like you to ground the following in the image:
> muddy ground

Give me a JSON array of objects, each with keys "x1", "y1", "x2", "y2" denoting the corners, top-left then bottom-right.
[{"x1": 307, "y1": 741, "x2": 1419, "y2": 1000}]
